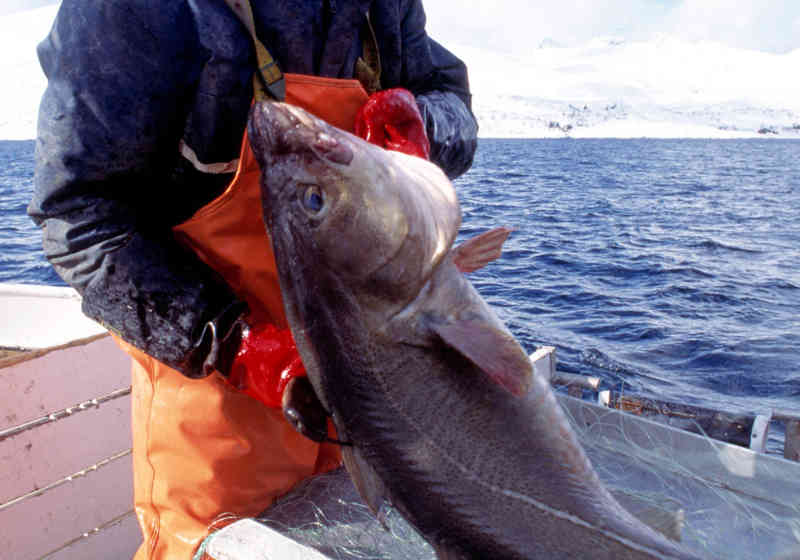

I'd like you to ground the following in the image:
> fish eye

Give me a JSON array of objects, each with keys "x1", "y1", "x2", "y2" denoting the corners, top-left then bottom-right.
[{"x1": 300, "y1": 184, "x2": 324, "y2": 214}]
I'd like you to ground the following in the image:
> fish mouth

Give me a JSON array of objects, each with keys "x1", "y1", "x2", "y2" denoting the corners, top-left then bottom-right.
[
  {"x1": 248, "y1": 101, "x2": 307, "y2": 158},
  {"x1": 248, "y1": 102, "x2": 354, "y2": 166}
]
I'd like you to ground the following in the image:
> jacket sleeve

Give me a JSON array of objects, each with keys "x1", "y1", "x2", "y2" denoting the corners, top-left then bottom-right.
[
  {"x1": 28, "y1": 0, "x2": 247, "y2": 378},
  {"x1": 400, "y1": 1, "x2": 479, "y2": 179}
]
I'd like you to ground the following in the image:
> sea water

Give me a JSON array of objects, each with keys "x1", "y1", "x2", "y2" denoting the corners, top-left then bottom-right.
[{"x1": 2, "y1": 138, "x2": 799, "y2": 452}]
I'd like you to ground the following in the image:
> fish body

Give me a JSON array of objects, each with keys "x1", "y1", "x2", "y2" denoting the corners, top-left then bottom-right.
[{"x1": 248, "y1": 102, "x2": 700, "y2": 560}]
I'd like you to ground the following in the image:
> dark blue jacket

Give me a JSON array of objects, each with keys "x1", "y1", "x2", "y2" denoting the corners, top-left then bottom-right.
[{"x1": 29, "y1": 0, "x2": 478, "y2": 377}]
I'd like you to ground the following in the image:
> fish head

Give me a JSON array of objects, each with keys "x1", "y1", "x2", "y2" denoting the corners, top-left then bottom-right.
[{"x1": 247, "y1": 101, "x2": 461, "y2": 310}]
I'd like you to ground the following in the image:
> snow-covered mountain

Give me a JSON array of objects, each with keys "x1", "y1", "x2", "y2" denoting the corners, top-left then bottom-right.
[
  {"x1": 451, "y1": 36, "x2": 800, "y2": 138},
  {"x1": 2, "y1": 4, "x2": 799, "y2": 140}
]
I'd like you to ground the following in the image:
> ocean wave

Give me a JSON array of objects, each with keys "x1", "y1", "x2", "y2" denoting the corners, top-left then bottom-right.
[{"x1": 4, "y1": 138, "x2": 799, "y2": 422}]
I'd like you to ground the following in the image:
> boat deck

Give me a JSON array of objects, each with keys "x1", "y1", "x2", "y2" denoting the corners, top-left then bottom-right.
[{"x1": 2, "y1": 284, "x2": 799, "y2": 559}]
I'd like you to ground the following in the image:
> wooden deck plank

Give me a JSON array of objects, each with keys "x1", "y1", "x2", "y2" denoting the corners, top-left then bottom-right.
[
  {"x1": 46, "y1": 511, "x2": 141, "y2": 560},
  {"x1": 0, "y1": 393, "x2": 131, "y2": 504},
  {"x1": 0, "y1": 453, "x2": 136, "y2": 560},
  {"x1": 0, "y1": 336, "x2": 130, "y2": 430}
]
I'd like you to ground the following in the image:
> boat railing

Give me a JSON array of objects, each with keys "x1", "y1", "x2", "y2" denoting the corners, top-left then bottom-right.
[{"x1": 532, "y1": 346, "x2": 800, "y2": 462}]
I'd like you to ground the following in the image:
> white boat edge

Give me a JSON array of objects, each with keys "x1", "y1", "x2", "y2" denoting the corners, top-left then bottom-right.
[{"x1": 0, "y1": 283, "x2": 106, "y2": 350}]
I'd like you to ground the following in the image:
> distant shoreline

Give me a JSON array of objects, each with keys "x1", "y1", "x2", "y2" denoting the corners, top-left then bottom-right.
[{"x1": 3, "y1": 136, "x2": 800, "y2": 143}]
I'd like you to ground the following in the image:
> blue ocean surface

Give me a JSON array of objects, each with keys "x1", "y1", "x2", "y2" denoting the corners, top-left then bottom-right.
[
  {"x1": 2, "y1": 138, "x2": 799, "y2": 452},
  {"x1": 0, "y1": 140, "x2": 63, "y2": 285}
]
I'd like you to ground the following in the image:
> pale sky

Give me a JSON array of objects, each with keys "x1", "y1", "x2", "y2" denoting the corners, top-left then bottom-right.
[
  {"x1": 3, "y1": 0, "x2": 799, "y2": 55},
  {"x1": 425, "y1": 0, "x2": 800, "y2": 55},
  {"x1": 0, "y1": 0, "x2": 54, "y2": 16}
]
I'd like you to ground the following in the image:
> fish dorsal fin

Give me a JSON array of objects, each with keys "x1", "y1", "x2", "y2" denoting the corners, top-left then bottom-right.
[
  {"x1": 429, "y1": 317, "x2": 532, "y2": 397},
  {"x1": 452, "y1": 227, "x2": 513, "y2": 273}
]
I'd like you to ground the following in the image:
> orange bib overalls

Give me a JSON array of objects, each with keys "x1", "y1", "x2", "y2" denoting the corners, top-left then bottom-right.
[{"x1": 117, "y1": 74, "x2": 369, "y2": 559}]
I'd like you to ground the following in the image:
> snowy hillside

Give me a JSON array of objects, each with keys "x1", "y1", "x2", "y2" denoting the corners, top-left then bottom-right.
[
  {"x1": 451, "y1": 36, "x2": 800, "y2": 138},
  {"x1": 2, "y1": 4, "x2": 799, "y2": 139}
]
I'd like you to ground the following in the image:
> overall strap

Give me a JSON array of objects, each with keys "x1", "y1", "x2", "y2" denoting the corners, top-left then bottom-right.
[
  {"x1": 355, "y1": 12, "x2": 382, "y2": 94},
  {"x1": 223, "y1": 0, "x2": 382, "y2": 100},
  {"x1": 222, "y1": 0, "x2": 286, "y2": 101}
]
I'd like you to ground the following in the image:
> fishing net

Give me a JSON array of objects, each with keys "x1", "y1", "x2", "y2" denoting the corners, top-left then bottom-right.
[
  {"x1": 201, "y1": 392, "x2": 799, "y2": 559},
  {"x1": 558, "y1": 395, "x2": 800, "y2": 560},
  {"x1": 256, "y1": 468, "x2": 433, "y2": 559}
]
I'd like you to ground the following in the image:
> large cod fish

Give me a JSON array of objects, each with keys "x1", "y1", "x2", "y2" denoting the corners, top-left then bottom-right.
[{"x1": 247, "y1": 101, "x2": 700, "y2": 560}]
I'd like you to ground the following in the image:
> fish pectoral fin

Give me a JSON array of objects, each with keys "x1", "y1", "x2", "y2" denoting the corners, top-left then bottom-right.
[
  {"x1": 452, "y1": 227, "x2": 513, "y2": 273},
  {"x1": 429, "y1": 318, "x2": 533, "y2": 397},
  {"x1": 341, "y1": 445, "x2": 390, "y2": 525},
  {"x1": 433, "y1": 543, "x2": 468, "y2": 560}
]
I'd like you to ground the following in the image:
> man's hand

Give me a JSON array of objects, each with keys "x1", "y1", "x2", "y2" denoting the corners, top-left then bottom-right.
[
  {"x1": 355, "y1": 88, "x2": 430, "y2": 159},
  {"x1": 225, "y1": 323, "x2": 306, "y2": 408}
]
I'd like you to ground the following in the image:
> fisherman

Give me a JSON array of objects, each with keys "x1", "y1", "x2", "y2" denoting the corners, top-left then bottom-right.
[{"x1": 28, "y1": 1, "x2": 478, "y2": 558}]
